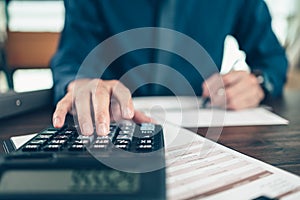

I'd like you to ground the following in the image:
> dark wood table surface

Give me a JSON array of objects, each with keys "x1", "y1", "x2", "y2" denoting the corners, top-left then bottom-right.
[{"x1": 0, "y1": 89, "x2": 299, "y2": 176}]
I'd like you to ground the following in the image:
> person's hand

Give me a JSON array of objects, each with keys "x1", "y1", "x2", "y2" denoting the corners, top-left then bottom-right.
[
  {"x1": 52, "y1": 78, "x2": 153, "y2": 136},
  {"x1": 202, "y1": 71, "x2": 265, "y2": 110}
]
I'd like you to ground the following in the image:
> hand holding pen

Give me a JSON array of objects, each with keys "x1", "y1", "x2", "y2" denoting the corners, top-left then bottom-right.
[{"x1": 201, "y1": 60, "x2": 265, "y2": 110}]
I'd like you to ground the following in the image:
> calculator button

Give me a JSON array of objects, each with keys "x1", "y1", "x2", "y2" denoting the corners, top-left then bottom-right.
[
  {"x1": 115, "y1": 144, "x2": 130, "y2": 150},
  {"x1": 95, "y1": 139, "x2": 111, "y2": 145},
  {"x1": 120, "y1": 130, "x2": 135, "y2": 137},
  {"x1": 63, "y1": 130, "x2": 76, "y2": 136},
  {"x1": 54, "y1": 135, "x2": 72, "y2": 140},
  {"x1": 137, "y1": 144, "x2": 153, "y2": 151},
  {"x1": 35, "y1": 134, "x2": 53, "y2": 140},
  {"x1": 41, "y1": 130, "x2": 58, "y2": 135},
  {"x1": 22, "y1": 144, "x2": 41, "y2": 152},
  {"x1": 77, "y1": 135, "x2": 94, "y2": 143},
  {"x1": 110, "y1": 123, "x2": 117, "y2": 129},
  {"x1": 139, "y1": 134, "x2": 153, "y2": 139},
  {"x1": 115, "y1": 139, "x2": 130, "y2": 145},
  {"x1": 119, "y1": 120, "x2": 134, "y2": 127},
  {"x1": 68, "y1": 144, "x2": 86, "y2": 151},
  {"x1": 96, "y1": 136, "x2": 110, "y2": 142},
  {"x1": 91, "y1": 144, "x2": 109, "y2": 150},
  {"x1": 116, "y1": 134, "x2": 132, "y2": 141},
  {"x1": 140, "y1": 123, "x2": 155, "y2": 131},
  {"x1": 78, "y1": 135, "x2": 94, "y2": 140},
  {"x1": 73, "y1": 139, "x2": 91, "y2": 146},
  {"x1": 29, "y1": 139, "x2": 47, "y2": 146},
  {"x1": 43, "y1": 144, "x2": 62, "y2": 151},
  {"x1": 119, "y1": 130, "x2": 131, "y2": 135},
  {"x1": 122, "y1": 126, "x2": 134, "y2": 131},
  {"x1": 50, "y1": 139, "x2": 67, "y2": 145},
  {"x1": 141, "y1": 130, "x2": 154, "y2": 134},
  {"x1": 138, "y1": 139, "x2": 153, "y2": 145}
]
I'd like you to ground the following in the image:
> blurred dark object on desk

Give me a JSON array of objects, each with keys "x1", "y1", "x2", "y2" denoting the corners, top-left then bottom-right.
[{"x1": 0, "y1": 89, "x2": 53, "y2": 120}]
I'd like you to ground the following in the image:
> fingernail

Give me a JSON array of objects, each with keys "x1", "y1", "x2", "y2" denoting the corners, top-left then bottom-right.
[
  {"x1": 97, "y1": 123, "x2": 109, "y2": 136},
  {"x1": 53, "y1": 117, "x2": 60, "y2": 127},
  {"x1": 217, "y1": 88, "x2": 225, "y2": 96},
  {"x1": 123, "y1": 108, "x2": 133, "y2": 118},
  {"x1": 82, "y1": 123, "x2": 93, "y2": 135},
  {"x1": 150, "y1": 118, "x2": 157, "y2": 124}
]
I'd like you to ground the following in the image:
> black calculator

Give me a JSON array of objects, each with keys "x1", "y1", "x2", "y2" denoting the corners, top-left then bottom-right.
[{"x1": 0, "y1": 121, "x2": 166, "y2": 200}]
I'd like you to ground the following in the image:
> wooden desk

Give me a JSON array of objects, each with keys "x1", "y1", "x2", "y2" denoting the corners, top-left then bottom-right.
[
  {"x1": 191, "y1": 89, "x2": 300, "y2": 176},
  {"x1": 0, "y1": 89, "x2": 299, "y2": 176}
]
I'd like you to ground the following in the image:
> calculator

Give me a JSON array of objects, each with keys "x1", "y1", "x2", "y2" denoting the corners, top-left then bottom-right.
[{"x1": 0, "y1": 121, "x2": 166, "y2": 200}]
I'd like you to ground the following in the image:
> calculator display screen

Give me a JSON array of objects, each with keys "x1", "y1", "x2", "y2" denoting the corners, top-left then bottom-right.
[{"x1": 0, "y1": 169, "x2": 140, "y2": 194}]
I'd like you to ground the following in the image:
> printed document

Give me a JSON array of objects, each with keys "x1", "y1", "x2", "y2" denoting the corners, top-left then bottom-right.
[
  {"x1": 133, "y1": 96, "x2": 289, "y2": 127},
  {"x1": 163, "y1": 123, "x2": 300, "y2": 199}
]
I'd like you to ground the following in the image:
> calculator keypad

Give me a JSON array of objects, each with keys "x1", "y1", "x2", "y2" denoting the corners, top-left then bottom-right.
[{"x1": 21, "y1": 121, "x2": 162, "y2": 154}]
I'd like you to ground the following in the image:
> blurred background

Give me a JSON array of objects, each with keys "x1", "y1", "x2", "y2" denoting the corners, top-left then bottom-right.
[{"x1": 0, "y1": 0, "x2": 299, "y2": 93}]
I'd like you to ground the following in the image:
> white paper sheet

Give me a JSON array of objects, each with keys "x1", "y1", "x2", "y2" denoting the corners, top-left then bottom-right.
[
  {"x1": 133, "y1": 96, "x2": 289, "y2": 127},
  {"x1": 10, "y1": 133, "x2": 37, "y2": 150},
  {"x1": 163, "y1": 123, "x2": 300, "y2": 199}
]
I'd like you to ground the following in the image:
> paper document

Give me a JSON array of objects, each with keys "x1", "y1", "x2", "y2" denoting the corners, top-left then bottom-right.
[
  {"x1": 133, "y1": 96, "x2": 289, "y2": 127},
  {"x1": 163, "y1": 123, "x2": 300, "y2": 199},
  {"x1": 10, "y1": 133, "x2": 37, "y2": 150}
]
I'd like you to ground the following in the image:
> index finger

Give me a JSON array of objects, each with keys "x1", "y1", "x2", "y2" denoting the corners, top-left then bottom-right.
[
  {"x1": 222, "y1": 71, "x2": 248, "y2": 86},
  {"x1": 109, "y1": 80, "x2": 134, "y2": 119},
  {"x1": 92, "y1": 80, "x2": 111, "y2": 136},
  {"x1": 202, "y1": 73, "x2": 223, "y2": 97},
  {"x1": 52, "y1": 92, "x2": 73, "y2": 128}
]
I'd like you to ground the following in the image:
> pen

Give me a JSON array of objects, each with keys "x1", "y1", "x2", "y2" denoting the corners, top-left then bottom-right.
[
  {"x1": 201, "y1": 58, "x2": 244, "y2": 109},
  {"x1": 202, "y1": 97, "x2": 210, "y2": 108}
]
